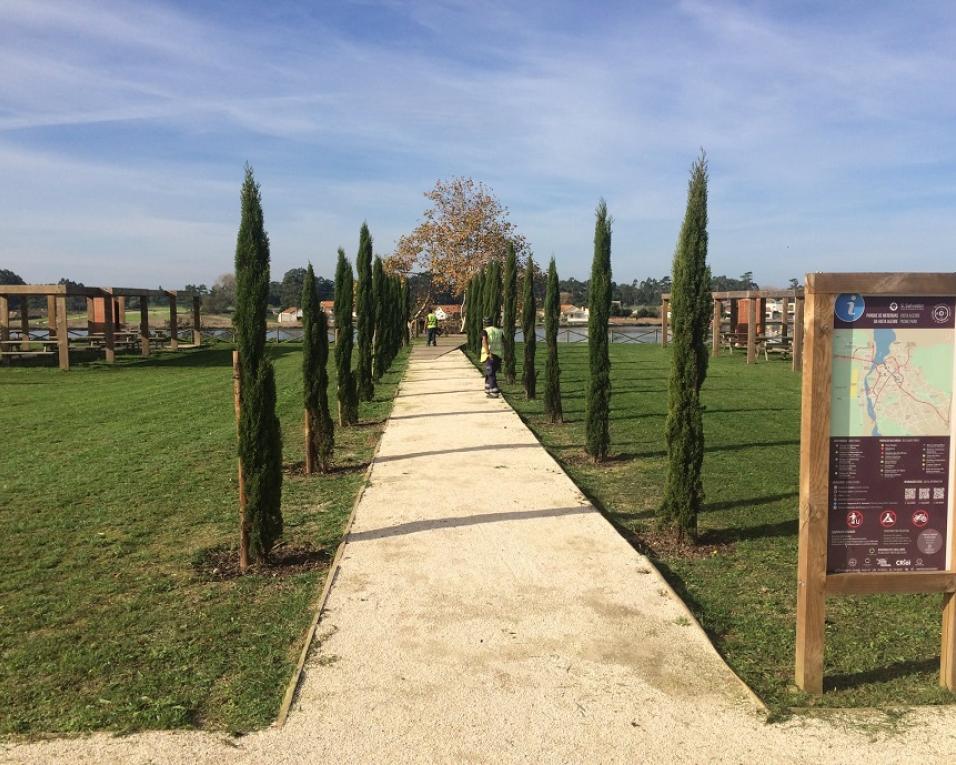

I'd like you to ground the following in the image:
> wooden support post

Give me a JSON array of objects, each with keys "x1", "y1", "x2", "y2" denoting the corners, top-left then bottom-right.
[
  {"x1": 661, "y1": 298, "x2": 669, "y2": 346},
  {"x1": 20, "y1": 298, "x2": 30, "y2": 351},
  {"x1": 711, "y1": 298, "x2": 720, "y2": 356},
  {"x1": 169, "y1": 294, "x2": 178, "y2": 350},
  {"x1": 304, "y1": 410, "x2": 315, "y2": 475},
  {"x1": 103, "y1": 293, "x2": 115, "y2": 363},
  {"x1": 781, "y1": 298, "x2": 789, "y2": 340},
  {"x1": 47, "y1": 296, "x2": 57, "y2": 339},
  {"x1": 55, "y1": 296, "x2": 69, "y2": 370},
  {"x1": 746, "y1": 298, "x2": 756, "y2": 364},
  {"x1": 794, "y1": 289, "x2": 835, "y2": 694},
  {"x1": 233, "y1": 351, "x2": 250, "y2": 572},
  {"x1": 140, "y1": 297, "x2": 150, "y2": 357},
  {"x1": 757, "y1": 297, "x2": 766, "y2": 337},
  {"x1": 729, "y1": 298, "x2": 739, "y2": 335},
  {"x1": 793, "y1": 297, "x2": 805, "y2": 372},
  {"x1": 86, "y1": 297, "x2": 94, "y2": 334},
  {"x1": 945, "y1": 478, "x2": 956, "y2": 690},
  {"x1": 116, "y1": 296, "x2": 126, "y2": 328},
  {"x1": 943, "y1": 591, "x2": 956, "y2": 690},
  {"x1": 0, "y1": 296, "x2": 8, "y2": 345},
  {"x1": 192, "y1": 296, "x2": 202, "y2": 345}
]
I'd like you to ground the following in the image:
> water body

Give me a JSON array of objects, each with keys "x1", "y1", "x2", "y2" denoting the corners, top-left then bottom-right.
[
  {"x1": 14, "y1": 325, "x2": 663, "y2": 345},
  {"x1": 863, "y1": 328, "x2": 897, "y2": 436}
]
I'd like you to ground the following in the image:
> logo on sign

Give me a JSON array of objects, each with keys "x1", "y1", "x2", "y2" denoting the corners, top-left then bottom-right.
[
  {"x1": 932, "y1": 304, "x2": 952, "y2": 324},
  {"x1": 912, "y1": 510, "x2": 929, "y2": 528},
  {"x1": 835, "y1": 293, "x2": 865, "y2": 323},
  {"x1": 879, "y1": 510, "x2": 897, "y2": 528},
  {"x1": 846, "y1": 510, "x2": 864, "y2": 528}
]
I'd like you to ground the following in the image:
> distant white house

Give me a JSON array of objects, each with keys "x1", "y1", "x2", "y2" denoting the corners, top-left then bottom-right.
[
  {"x1": 278, "y1": 307, "x2": 302, "y2": 323},
  {"x1": 561, "y1": 304, "x2": 590, "y2": 324}
]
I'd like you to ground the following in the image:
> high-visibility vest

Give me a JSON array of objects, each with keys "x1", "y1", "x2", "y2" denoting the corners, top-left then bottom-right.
[
  {"x1": 484, "y1": 326, "x2": 503, "y2": 357},
  {"x1": 426, "y1": 313, "x2": 437, "y2": 328}
]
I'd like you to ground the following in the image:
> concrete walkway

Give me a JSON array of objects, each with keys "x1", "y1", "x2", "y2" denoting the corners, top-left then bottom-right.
[{"x1": 6, "y1": 336, "x2": 956, "y2": 763}]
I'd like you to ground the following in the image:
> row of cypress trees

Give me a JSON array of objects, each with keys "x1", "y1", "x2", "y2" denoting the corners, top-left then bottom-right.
[
  {"x1": 482, "y1": 161, "x2": 711, "y2": 541},
  {"x1": 233, "y1": 178, "x2": 409, "y2": 566}
]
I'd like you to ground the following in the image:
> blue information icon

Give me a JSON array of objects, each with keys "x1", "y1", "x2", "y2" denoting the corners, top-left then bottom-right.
[{"x1": 835, "y1": 293, "x2": 865, "y2": 323}]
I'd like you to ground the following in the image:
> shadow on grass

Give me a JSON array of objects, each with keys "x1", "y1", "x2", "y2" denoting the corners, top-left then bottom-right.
[
  {"x1": 698, "y1": 518, "x2": 798, "y2": 544},
  {"x1": 284, "y1": 460, "x2": 370, "y2": 476},
  {"x1": 704, "y1": 491, "x2": 798, "y2": 513},
  {"x1": 825, "y1": 657, "x2": 940, "y2": 692},
  {"x1": 607, "y1": 439, "x2": 800, "y2": 461}
]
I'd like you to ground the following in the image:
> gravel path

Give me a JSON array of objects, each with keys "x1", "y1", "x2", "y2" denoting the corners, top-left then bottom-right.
[{"x1": 5, "y1": 338, "x2": 956, "y2": 763}]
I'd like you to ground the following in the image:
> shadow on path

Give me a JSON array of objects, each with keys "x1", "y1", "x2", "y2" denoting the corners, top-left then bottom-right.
[
  {"x1": 390, "y1": 409, "x2": 510, "y2": 420},
  {"x1": 375, "y1": 442, "x2": 538, "y2": 463},
  {"x1": 349, "y1": 505, "x2": 593, "y2": 541}
]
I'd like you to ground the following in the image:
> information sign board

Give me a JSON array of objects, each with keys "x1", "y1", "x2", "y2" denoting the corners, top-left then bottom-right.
[
  {"x1": 827, "y1": 295, "x2": 955, "y2": 574},
  {"x1": 794, "y1": 274, "x2": 956, "y2": 696}
]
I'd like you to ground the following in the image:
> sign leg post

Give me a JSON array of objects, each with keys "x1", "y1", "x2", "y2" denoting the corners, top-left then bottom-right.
[
  {"x1": 942, "y1": 593, "x2": 956, "y2": 690},
  {"x1": 794, "y1": 288, "x2": 834, "y2": 695}
]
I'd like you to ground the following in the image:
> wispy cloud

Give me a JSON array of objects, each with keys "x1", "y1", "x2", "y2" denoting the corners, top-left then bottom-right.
[{"x1": 1, "y1": 0, "x2": 954, "y2": 285}]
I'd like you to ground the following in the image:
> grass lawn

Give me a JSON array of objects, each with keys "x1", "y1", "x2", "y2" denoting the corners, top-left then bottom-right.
[
  {"x1": 0, "y1": 342, "x2": 407, "y2": 735},
  {"x1": 500, "y1": 342, "x2": 956, "y2": 713}
]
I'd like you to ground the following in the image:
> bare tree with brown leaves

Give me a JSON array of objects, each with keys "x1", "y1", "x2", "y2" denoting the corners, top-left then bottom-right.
[{"x1": 387, "y1": 177, "x2": 529, "y2": 324}]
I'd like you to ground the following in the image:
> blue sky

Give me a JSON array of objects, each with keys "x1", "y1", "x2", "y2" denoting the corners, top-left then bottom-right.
[{"x1": 1, "y1": 0, "x2": 954, "y2": 288}]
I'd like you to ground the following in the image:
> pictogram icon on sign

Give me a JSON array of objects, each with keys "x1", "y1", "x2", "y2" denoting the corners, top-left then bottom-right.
[
  {"x1": 932, "y1": 304, "x2": 952, "y2": 324},
  {"x1": 846, "y1": 510, "x2": 864, "y2": 528},
  {"x1": 912, "y1": 510, "x2": 929, "y2": 528},
  {"x1": 879, "y1": 510, "x2": 897, "y2": 528}
]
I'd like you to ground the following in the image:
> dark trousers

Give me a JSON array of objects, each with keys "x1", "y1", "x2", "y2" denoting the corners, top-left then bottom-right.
[
  {"x1": 427, "y1": 327, "x2": 437, "y2": 345},
  {"x1": 484, "y1": 355, "x2": 501, "y2": 392}
]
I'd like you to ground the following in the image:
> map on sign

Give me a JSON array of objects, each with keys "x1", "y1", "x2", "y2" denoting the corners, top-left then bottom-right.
[
  {"x1": 831, "y1": 327, "x2": 953, "y2": 437},
  {"x1": 830, "y1": 295, "x2": 955, "y2": 438}
]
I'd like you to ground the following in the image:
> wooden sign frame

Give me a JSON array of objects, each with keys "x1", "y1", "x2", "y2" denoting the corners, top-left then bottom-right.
[{"x1": 795, "y1": 273, "x2": 956, "y2": 694}]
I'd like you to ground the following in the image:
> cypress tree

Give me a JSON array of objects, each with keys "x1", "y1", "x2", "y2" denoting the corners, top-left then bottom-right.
[
  {"x1": 401, "y1": 280, "x2": 410, "y2": 347},
  {"x1": 356, "y1": 223, "x2": 375, "y2": 401},
  {"x1": 384, "y1": 275, "x2": 399, "y2": 366},
  {"x1": 502, "y1": 242, "x2": 517, "y2": 384},
  {"x1": 468, "y1": 275, "x2": 480, "y2": 353},
  {"x1": 544, "y1": 258, "x2": 563, "y2": 423},
  {"x1": 315, "y1": 307, "x2": 334, "y2": 468},
  {"x1": 233, "y1": 165, "x2": 283, "y2": 563},
  {"x1": 483, "y1": 259, "x2": 502, "y2": 325},
  {"x1": 392, "y1": 277, "x2": 403, "y2": 356},
  {"x1": 472, "y1": 270, "x2": 485, "y2": 353},
  {"x1": 585, "y1": 200, "x2": 612, "y2": 461},
  {"x1": 302, "y1": 263, "x2": 333, "y2": 473},
  {"x1": 334, "y1": 248, "x2": 358, "y2": 426},
  {"x1": 372, "y1": 256, "x2": 387, "y2": 380},
  {"x1": 660, "y1": 154, "x2": 711, "y2": 539},
  {"x1": 521, "y1": 258, "x2": 537, "y2": 399}
]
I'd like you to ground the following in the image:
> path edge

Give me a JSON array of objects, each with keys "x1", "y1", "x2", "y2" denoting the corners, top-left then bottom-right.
[{"x1": 274, "y1": 350, "x2": 412, "y2": 727}]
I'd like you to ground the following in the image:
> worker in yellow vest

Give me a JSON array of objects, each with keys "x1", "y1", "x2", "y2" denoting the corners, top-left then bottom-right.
[
  {"x1": 481, "y1": 315, "x2": 503, "y2": 398},
  {"x1": 426, "y1": 309, "x2": 438, "y2": 346}
]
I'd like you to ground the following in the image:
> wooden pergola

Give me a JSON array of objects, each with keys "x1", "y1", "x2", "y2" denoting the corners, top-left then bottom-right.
[
  {"x1": 661, "y1": 289, "x2": 806, "y2": 371},
  {"x1": 0, "y1": 284, "x2": 202, "y2": 370}
]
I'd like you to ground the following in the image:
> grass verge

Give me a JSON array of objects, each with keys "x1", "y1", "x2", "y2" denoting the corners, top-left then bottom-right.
[
  {"x1": 0, "y1": 342, "x2": 407, "y2": 735},
  {"x1": 498, "y1": 342, "x2": 955, "y2": 713}
]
